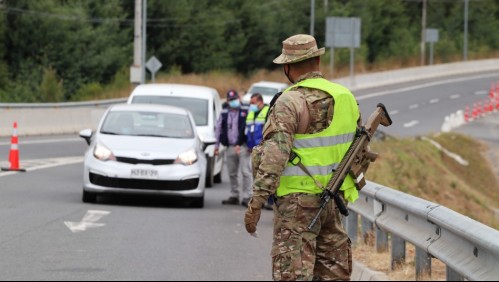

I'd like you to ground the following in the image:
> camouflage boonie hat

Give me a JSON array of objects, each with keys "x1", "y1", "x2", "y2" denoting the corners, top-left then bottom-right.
[{"x1": 273, "y1": 34, "x2": 325, "y2": 65}]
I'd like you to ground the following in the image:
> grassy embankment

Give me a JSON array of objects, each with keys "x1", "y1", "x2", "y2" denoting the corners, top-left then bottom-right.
[
  {"x1": 356, "y1": 132, "x2": 499, "y2": 281},
  {"x1": 369, "y1": 133, "x2": 499, "y2": 229}
]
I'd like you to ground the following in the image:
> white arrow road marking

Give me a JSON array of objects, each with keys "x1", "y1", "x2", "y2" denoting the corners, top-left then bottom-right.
[
  {"x1": 64, "y1": 210, "x2": 110, "y2": 233},
  {"x1": 404, "y1": 120, "x2": 419, "y2": 128}
]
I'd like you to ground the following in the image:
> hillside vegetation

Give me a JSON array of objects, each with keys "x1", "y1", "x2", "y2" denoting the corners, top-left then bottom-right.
[
  {"x1": 368, "y1": 133, "x2": 499, "y2": 228},
  {"x1": 0, "y1": 0, "x2": 498, "y2": 102}
]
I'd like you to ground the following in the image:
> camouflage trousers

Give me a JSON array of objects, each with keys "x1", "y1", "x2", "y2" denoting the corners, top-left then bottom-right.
[{"x1": 271, "y1": 193, "x2": 352, "y2": 281}]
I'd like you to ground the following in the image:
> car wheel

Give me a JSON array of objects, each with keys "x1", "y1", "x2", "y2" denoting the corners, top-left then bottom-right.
[
  {"x1": 205, "y1": 156, "x2": 215, "y2": 188},
  {"x1": 82, "y1": 190, "x2": 97, "y2": 203},
  {"x1": 191, "y1": 195, "x2": 204, "y2": 208}
]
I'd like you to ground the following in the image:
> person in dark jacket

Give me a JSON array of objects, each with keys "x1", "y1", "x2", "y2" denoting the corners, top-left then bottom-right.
[{"x1": 215, "y1": 90, "x2": 253, "y2": 207}]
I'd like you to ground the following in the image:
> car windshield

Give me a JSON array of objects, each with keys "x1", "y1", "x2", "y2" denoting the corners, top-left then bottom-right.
[
  {"x1": 131, "y1": 96, "x2": 209, "y2": 126},
  {"x1": 249, "y1": 86, "x2": 280, "y2": 96},
  {"x1": 100, "y1": 111, "x2": 194, "y2": 139}
]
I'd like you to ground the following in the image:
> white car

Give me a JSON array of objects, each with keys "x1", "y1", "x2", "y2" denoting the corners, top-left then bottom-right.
[
  {"x1": 242, "y1": 81, "x2": 289, "y2": 105},
  {"x1": 127, "y1": 83, "x2": 224, "y2": 188},
  {"x1": 79, "y1": 104, "x2": 207, "y2": 208}
]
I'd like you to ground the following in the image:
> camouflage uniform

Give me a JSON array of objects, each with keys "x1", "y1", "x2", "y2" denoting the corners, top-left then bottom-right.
[{"x1": 249, "y1": 35, "x2": 361, "y2": 281}]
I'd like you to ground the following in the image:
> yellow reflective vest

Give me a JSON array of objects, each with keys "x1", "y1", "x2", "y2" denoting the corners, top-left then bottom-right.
[
  {"x1": 246, "y1": 105, "x2": 270, "y2": 149},
  {"x1": 276, "y1": 78, "x2": 360, "y2": 203}
]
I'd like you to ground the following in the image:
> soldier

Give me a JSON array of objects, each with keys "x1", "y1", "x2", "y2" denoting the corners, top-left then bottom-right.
[{"x1": 244, "y1": 34, "x2": 362, "y2": 281}]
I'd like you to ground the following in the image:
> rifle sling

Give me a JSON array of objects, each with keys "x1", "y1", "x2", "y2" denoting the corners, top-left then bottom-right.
[{"x1": 289, "y1": 152, "x2": 326, "y2": 191}]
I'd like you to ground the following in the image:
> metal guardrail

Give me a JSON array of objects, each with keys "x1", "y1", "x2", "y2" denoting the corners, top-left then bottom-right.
[
  {"x1": 347, "y1": 181, "x2": 499, "y2": 281},
  {"x1": 0, "y1": 98, "x2": 127, "y2": 109}
]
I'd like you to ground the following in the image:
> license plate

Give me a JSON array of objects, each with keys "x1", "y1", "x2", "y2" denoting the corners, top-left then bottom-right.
[{"x1": 130, "y1": 169, "x2": 159, "y2": 179}]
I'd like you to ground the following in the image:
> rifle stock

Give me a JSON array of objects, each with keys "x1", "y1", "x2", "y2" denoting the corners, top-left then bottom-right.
[{"x1": 307, "y1": 103, "x2": 392, "y2": 230}]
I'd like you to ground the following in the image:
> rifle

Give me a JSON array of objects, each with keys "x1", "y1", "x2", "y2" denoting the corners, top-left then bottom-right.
[{"x1": 307, "y1": 103, "x2": 393, "y2": 230}]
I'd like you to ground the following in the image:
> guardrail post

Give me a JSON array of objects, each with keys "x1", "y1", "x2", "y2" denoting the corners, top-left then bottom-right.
[
  {"x1": 376, "y1": 226, "x2": 388, "y2": 252},
  {"x1": 415, "y1": 247, "x2": 431, "y2": 280},
  {"x1": 361, "y1": 216, "x2": 374, "y2": 245},
  {"x1": 391, "y1": 235, "x2": 405, "y2": 270},
  {"x1": 446, "y1": 266, "x2": 464, "y2": 281},
  {"x1": 346, "y1": 210, "x2": 358, "y2": 245}
]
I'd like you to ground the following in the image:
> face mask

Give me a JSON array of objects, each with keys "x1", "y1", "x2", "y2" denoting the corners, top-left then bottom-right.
[
  {"x1": 229, "y1": 100, "x2": 241, "y2": 108},
  {"x1": 249, "y1": 104, "x2": 259, "y2": 112},
  {"x1": 284, "y1": 65, "x2": 293, "y2": 83}
]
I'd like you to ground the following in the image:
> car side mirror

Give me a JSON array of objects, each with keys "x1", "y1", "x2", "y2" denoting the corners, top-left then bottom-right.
[{"x1": 79, "y1": 129, "x2": 93, "y2": 145}]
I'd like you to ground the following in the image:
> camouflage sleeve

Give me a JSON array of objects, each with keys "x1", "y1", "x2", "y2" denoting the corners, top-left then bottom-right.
[{"x1": 251, "y1": 91, "x2": 304, "y2": 202}]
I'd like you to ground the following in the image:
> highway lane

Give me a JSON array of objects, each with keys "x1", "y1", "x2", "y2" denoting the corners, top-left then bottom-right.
[
  {"x1": 0, "y1": 134, "x2": 86, "y2": 162},
  {"x1": 0, "y1": 163, "x2": 274, "y2": 280},
  {"x1": 353, "y1": 72, "x2": 498, "y2": 137}
]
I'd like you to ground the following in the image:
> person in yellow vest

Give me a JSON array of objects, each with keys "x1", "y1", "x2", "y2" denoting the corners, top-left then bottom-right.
[
  {"x1": 245, "y1": 93, "x2": 273, "y2": 210},
  {"x1": 244, "y1": 34, "x2": 362, "y2": 281},
  {"x1": 245, "y1": 93, "x2": 270, "y2": 151}
]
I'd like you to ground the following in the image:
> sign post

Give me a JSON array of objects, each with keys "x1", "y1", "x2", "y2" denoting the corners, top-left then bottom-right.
[
  {"x1": 425, "y1": 28, "x2": 439, "y2": 65},
  {"x1": 325, "y1": 17, "x2": 361, "y2": 87},
  {"x1": 146, "y1": 56, "x2": 162, "y2": 83}
]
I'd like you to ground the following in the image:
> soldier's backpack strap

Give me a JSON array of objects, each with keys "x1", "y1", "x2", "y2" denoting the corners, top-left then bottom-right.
[
  {"x1": 266, "y1": 89, "x2": 310, "y2": 134},
  {"x1": 265, "y1": 91, "x2": 283, "y2": 122}
]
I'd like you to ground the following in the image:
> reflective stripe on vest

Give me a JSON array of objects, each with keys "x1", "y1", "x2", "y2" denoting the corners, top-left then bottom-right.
[{"x1": 276, "y1": 78, "x2": 360, "y2": 203}]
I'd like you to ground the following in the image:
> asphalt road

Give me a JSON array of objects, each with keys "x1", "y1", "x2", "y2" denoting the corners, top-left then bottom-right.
[
  {"x1": 0, "y1": 71, "x2": 498, "y2": 280},
  {"x1": 0, "y1": 162, "x2": 274, "y2": 280}
]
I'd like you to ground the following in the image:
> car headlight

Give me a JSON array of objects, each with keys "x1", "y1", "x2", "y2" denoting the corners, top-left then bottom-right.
[
  {"x1": 93, "y1": 143, "x2": 116, "y2": 161},
  {"x1": 175, "y1": 149, "x2": 198, "y2": 165}
]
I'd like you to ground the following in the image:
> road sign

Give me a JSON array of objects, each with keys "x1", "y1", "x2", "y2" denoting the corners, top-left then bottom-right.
[
  {"x1": 325, "y1": 17, "x2": 361, "y2": 88},
  {"x1": 326, "y1": 17, "x2": 361, "y2": 48},
  {"x1": 425, "y1": 28, "x2": 439, "y2": 43},
  {"x1": 146, "y1": 56, "x2": 162, "y2": 82}
]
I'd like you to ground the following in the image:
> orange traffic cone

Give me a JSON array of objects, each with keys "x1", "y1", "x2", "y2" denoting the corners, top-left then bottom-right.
[{"x1": 1, "y1": 122, "x2": 26, "y2": 172}]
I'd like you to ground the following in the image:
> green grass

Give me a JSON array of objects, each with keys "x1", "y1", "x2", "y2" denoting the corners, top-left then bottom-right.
[{"x1": 368, "y1": 133, "x2": 499, "y2": 228}]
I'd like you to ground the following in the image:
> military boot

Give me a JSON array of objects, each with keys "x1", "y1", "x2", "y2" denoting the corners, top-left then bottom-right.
[{"x1": 222, "y1": 197, "x2": 239, "y2": 205}]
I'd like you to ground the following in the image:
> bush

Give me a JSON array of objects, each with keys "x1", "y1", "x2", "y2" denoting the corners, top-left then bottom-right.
[{"x1": 40, "y1": 67, "x2": 64, "y2": 102}]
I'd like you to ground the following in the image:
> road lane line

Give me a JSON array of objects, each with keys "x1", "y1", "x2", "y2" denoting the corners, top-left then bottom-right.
[
  {"x1": 430, "y1": 99, "x2": 439, "y2": 104},
  {"x1": 0, "y1": 156, "x2": 83, "y2": 177},
  {"x1": 389, "y1": 110, "x2": 399, "y2": 116},
  {"x1": 356, "y1": 73, "x2": 497, "y2": 101},
  {"x1": 450, "y1": 94, "x2": 461, "y2": 99},
  {"x1": 404, "y1": 120, "x2": 419, "y2": 128},
  {"x1": 0, "y1": 138, "x2": 81, "y2": 146},
  {"x1": 409, "y1": 104, "x2": 419, "y2": 110},
  {"x1": 474, "y1": 90, "x2": 487, "y2": 95}
]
